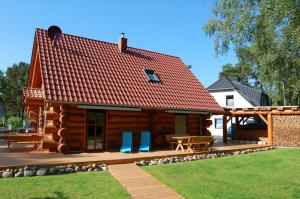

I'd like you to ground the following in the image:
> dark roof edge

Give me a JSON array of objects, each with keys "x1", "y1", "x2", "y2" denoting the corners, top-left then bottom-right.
[
  {"x1": 207, "y1": 88, "x2": 235, "y2": 92},
  {"x1": 46, "y1": 99, "x2": 224, "y2": 113},
  {"x1": 234, "y1": 89, "x2": 256, "y2": 106},
  {"x1": 231, "y1": 80, "x2": 264, "y2": 93},
  {"x1": 207, "y1": 77, "x2": 235, "y2": 90}
]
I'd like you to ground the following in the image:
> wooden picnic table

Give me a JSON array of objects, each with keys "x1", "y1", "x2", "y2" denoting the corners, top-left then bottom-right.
[
  {"x1": 171, "y1": 136, "x2": 190, "y2": 152},
  {"x1": 171, "y1": 136, "x2": 213, "y2": 152}
]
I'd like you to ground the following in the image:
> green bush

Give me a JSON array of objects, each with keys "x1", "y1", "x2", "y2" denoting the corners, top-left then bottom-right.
[
  {"x1": 0, "y1": 117, "x2": 5, "y2": 127},
  {"x1": 6, "y1": 116, "x2": 22, "y2": 129}
]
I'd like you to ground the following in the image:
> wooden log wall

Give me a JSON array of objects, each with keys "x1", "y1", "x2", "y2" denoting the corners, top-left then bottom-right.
[
  {"x1": 106, "y1": 111, "x2": 209, "y2": 149},
  {"x1": 41, "y1": 106, "x2": 60, "y2": 151},
  {"x1": 236, "y1": 126, "x2": 267, "y2": 140},
  {"x1": 27, "y1": 109, "x2": 39, "y2": 134},
  {"x1": 106, "y1": 110, "x2": 175, "y2": 149},
  {"x1": 236, "y1": 129, "x2": 267, "y2": 140},
  {"x1": 202, "y1": 116, "x2": 213, "y2": 136},
  {"x1": 57, "y1": 105, "x2": 86, "y2": 153},
  {"x1": 106, "y1": 110, "x2": 150, "y2": 149},
  {"x1": 38, "y1": 107, "x2": 212, "y2": 152},
  {"x1": 187, "y1": 114, "x2": 202, "y2": 136},
  {"x1": 150, "y1": 111, "x2": 174, "y2": 145}
]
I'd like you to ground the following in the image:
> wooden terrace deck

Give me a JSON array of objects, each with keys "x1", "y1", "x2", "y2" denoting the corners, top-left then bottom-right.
[{"x1": 0, "y1": 142, "x2": 269, "y2": 169}]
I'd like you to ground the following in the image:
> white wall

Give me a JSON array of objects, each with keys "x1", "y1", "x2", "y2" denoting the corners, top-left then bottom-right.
[
  {"x1": 210, "y1": 90, "x2": 253, "y2": 108},
  {"x1": 208, "y1": 90, "x2": 253, "y2": 140}
]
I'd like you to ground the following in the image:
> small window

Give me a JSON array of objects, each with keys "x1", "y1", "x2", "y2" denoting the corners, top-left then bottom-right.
[
  {"x1": 226, "y1": 95, "x2": 234, "y2": 107},
  {"x1": 144, "y1": 69, "x2": 160, "y2": 83},
  {"x1": 215, "y1": 118, "x2": 223, "y2": 129}
]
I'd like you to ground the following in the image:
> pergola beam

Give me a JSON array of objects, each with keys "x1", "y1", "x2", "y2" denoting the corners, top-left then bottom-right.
[
  {"x1": 228, "y1": 111, "x2": 300, "y2": 115},
  {"x1": 243, "y1": 117, "x2": 251, "y2": 124},
  {"x1": 258, "y1": 114, "x2": 268, "y2": 125},
  {"x1": 225, "y1": 106, "x2": 300, "y2": 116},
  {"x1": 226, "y1": 116, "x2": 231, "y2": 124},
  {"x1": 238, "y1": 117, "x2": 244, "y2": 123}
]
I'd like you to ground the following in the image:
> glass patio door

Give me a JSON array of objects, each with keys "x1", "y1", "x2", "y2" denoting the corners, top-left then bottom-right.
[{"x1": 87, "y1": 111, "x2": 105, "y2": 151}]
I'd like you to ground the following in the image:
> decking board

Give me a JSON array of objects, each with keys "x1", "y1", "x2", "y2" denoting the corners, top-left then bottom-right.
[
  {"x1": 109, "y1": 163, "x2": 184, "y2": 199},
  {"x1": 0, "y1": 143, "x2": 269, "y2": 170}
]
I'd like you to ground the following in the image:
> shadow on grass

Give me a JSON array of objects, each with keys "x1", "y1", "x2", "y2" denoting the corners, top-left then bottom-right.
[{"x1": 30, "y1": 191, "x2": 69, "y2": 199}]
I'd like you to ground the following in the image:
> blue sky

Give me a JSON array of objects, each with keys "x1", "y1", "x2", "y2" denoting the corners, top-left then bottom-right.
[{"x1": 0, "y1": 0, "x2": 237, "y2": 87}]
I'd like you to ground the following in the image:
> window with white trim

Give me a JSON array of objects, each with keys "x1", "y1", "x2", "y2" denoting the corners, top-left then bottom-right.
[
  {"x1": 215, "y1": 118, "x2": 223, "y2": 129},
  {"x1": 226, "y1": 95, "x2": 234, "y2": 107}
]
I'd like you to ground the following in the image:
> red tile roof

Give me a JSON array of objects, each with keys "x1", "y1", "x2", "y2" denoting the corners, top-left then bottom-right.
[
  {"x1": 35, "y1": 29, "x2": 223, "y2": 113},
  {"x1": 23, "y1": 88, "x2": 44, "y2": 99}
]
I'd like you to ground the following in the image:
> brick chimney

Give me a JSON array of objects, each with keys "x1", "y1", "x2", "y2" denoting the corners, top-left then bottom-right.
[{"x1": 118, "y1": 33, "x2": 127, "y2": 53}]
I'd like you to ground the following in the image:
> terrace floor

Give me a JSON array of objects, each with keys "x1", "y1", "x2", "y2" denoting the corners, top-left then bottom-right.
[{"x1": 0, "y1": 140, "x2": 269, "y2": 169}]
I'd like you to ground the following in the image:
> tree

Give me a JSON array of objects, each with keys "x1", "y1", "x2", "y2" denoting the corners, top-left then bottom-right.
[
  {"x1": 205, "y1": 0, "x2": 300, "y2": 105},
  {"x1": 219, "y1": 62, "x2": 257, "y2": 86},
  {"x1": 0, "y1": 62, "x2": 30, "y2": 117},
  {"x1": 6, "y1": 116, "x2": 22, "y2": 129}
]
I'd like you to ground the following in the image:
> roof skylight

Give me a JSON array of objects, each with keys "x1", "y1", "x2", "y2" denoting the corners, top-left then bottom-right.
[{"x1": 144, "y1": 69, "x2": 160, "y2": 83}]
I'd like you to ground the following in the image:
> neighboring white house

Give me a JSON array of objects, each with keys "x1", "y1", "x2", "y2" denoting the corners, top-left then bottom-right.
[{"x1": 207, "y1": 77, "x2": 269, "y2": 142}]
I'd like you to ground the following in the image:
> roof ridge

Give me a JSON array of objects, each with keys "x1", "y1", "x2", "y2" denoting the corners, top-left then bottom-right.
[
  {"x1": 207, "y1": 77, "x2": 235, "y2": 90},
  {"x1": 231, "y1": 80, "x2": 262, "y2": 93},
  {"x1": 36, "y1": 28, "x2": 180, "y2": 59},
  {"x1": 223, "y1": 77, "x2": 235, "y2": 88}
]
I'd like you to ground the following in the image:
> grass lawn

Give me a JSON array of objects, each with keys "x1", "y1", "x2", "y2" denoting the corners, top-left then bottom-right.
[
  {"x1": 0, "y1": 171, "x2": 130, "y2": 199},
  {"x1": 144, "y1": 149, "x2": 300, "y2": 199}
]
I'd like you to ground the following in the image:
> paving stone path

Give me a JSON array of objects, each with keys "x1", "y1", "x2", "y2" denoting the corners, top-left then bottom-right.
[{"x1": 109, "y1": 163, "x2": 184, "y2": 199}]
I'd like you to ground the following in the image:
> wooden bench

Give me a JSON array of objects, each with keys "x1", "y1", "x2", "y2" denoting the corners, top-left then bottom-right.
[
  {"x1": 2, "y1": 134, "x2": 43, "y2": 151},
  {"x1": 186, "y1": 136, "x2": 213, "y2": 153},
  {"x1": 233, "y1": 137, "x2": 268, "y2": 145},
  {"x1": 165, "y1": 135, "x2": 178, "y2": 150}
]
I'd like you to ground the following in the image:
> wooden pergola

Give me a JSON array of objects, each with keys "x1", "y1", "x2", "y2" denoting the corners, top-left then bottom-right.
[
  {"x1": 23, "y1": 88, "x2": 45, "y2": 134},
  {"x1": 223, "y1": 106, "x2": 300, "y2": 145}
]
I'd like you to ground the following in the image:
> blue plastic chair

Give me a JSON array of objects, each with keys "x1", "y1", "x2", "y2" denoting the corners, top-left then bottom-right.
[
  {"x1": 120, "y1": 132, "x2": 132, "y2": 153},
  {"x1": 139, "y1": 131, "x2": 151, "y2": 152}
]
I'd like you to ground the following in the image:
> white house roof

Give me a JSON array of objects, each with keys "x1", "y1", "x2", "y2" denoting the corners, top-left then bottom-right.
[{"x1": 207, "y1": 77, "x2": 269, "y2": 106}]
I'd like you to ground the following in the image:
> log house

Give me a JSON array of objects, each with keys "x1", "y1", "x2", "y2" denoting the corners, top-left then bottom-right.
[{"x1": 23, "y1": 27, "x2": 223, "y2": 153}]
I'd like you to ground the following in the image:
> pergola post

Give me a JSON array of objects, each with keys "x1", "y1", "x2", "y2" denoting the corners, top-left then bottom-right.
[
  {"x1": 235, "y1": 116, "x2": 239, "y2": 141},
  {"x1": 267, "y1": 113, "x2": 273, "y2": 145},
  {"x1": 223, "y1": 114, "x2": 227, "y2": 143}
]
